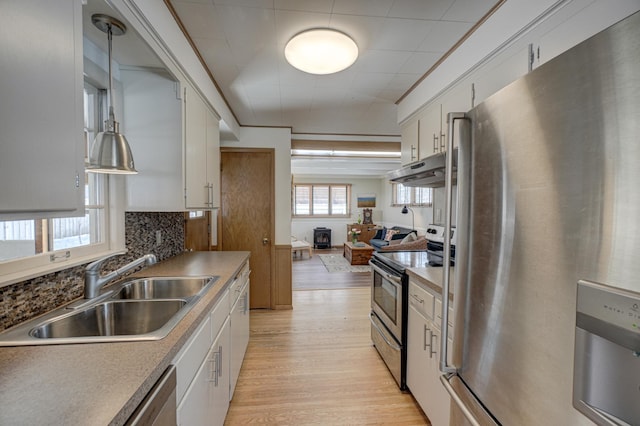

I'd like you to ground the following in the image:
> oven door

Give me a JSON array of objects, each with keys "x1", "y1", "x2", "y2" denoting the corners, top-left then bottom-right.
[{"x1": 370, "y1": 260, "x2": 403, "y2": 341}]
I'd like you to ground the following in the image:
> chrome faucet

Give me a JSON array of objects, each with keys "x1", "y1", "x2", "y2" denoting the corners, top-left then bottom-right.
[{"x1": 84, "y1": 253, "x2": 157, "y2": 299}]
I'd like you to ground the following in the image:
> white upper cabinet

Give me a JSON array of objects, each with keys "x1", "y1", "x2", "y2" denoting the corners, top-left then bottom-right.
[
  {"x1": 122, "y1": 68, "x2": 184, "y2": 211},
  {"x1": 400, "y1": 118, "x2": 419, "y2": 165},
  {"x1": 0, "y1": 0, "x2": 84, "y2": 217},
  {"x1": 123, "y1": 72, "x2": 220, "y2": 211},
  {"x1": 184, "y1": 85, "x2": 220, "y2": 210}
]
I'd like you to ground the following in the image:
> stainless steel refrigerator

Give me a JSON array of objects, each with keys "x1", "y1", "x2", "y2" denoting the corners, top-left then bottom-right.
[{"x1": 438, "y1": 10, "x2": 640, "y2": 426}]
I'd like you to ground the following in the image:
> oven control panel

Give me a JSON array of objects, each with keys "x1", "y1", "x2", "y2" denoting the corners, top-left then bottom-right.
[{"x1": 425, "y1": 224, "x2": 456, "y2": 245}]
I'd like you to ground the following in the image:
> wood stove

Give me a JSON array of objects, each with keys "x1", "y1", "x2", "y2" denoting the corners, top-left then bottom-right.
[{"x1": 313, "y1": 227, "x2": 331, "y2": 249}]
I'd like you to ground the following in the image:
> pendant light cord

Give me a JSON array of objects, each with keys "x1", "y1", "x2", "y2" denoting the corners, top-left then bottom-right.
[{"x1": 106, "y1": 23, "x2": 116, "y2": 132}]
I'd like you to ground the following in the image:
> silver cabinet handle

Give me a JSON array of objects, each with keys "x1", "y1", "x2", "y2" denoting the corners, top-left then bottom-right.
[
  {"x1": 423, "y1": 324, "x2": 429, "y2": 352},
  {"x1": 423, "y1": 325, "x2": 437, "y2": 358},
  {"x1": 411, "y1": 293, "x2": 424, "y2": 304},
  {"x1": 209, "y1": 351, "x2": 218, "y2": 386},
  {"x1": 217, "y1": 345, "x2": 223, "y2": 379}
]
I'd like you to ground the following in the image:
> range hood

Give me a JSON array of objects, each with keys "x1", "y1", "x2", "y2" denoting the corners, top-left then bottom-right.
[{"x1": 388, "y1": 149, "x2": 457, "y2": 188}]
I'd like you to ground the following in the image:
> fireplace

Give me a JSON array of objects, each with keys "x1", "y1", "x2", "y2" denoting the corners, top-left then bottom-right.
[{"x1": 313, "y1": 227, "x2": 331, "y2": 249}]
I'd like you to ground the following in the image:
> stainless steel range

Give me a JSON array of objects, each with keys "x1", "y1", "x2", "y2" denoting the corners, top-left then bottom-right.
[
  {"x1": 369, "y1": 250, "x2": 430, "y2": 390},
  {"x1": 424, "y1": 224, "x2": 456, "y2": 266}
]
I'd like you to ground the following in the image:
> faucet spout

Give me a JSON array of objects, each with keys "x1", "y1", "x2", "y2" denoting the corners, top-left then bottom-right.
[{"x1": 84, "y1": 253, "x2": 157, "y2": 299}]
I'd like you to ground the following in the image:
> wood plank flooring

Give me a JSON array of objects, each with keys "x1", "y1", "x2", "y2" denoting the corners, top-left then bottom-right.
[
  {"x1": 225, "y1": 248, "x2": 429, "y2": 425},
  {"x1": 292, "y1": 247, "x2": 371, "y2": 290}
]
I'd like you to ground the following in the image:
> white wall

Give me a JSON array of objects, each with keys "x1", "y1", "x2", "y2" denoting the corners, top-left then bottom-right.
[
  {"x1": 291, "y1": 177, "x2": 384, "y2": 245},
  {"x1": 378, "y1": 179, "x2": 433, "y2": 236},
  {"x1": 291, "y1": 176, "x2": 435, "y2": 246},
  {"x1": 221, "y1": 127, "x2": 291, "y2": 245}
]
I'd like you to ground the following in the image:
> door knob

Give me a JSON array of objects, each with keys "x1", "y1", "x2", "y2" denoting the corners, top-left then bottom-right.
[{"x1": 262, "y1": 237, "x2": 269, "y2": 245}]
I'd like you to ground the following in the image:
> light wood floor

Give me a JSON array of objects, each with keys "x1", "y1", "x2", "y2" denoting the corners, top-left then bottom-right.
[
  {"x1": 225, "y1": 250, "x2": 429, "y2": 425},
  {"x1": 292, "y1": 247, "x2": 371, "y2": 290}
]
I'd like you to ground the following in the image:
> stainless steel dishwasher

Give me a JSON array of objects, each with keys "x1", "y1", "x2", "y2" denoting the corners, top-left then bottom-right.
[{"x1": 126, "y1": 365, "x2": 176, "y2": 426}]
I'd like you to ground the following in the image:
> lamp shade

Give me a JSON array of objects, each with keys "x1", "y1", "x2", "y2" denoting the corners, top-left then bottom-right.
[
  {"x1": 86, "y1": 123, "x2": 137, "y2": 174},
  {"x1": 285, "y1": 29, "x2": 358, "y2": 75}
]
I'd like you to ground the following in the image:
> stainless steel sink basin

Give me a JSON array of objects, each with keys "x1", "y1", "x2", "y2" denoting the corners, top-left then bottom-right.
[
  {"x1": 0, "y1": 275, "x2": 219, "y2": 346},
  {"x1": 113, "y1": 277, "x2": 211, "y2": 300},
  {"x1": 30, "y1": 300, "x2": 187, "y2": 339}
]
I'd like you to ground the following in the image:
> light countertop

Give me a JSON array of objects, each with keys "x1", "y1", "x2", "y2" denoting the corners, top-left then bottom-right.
[
  {"x1": 407, "y1": 266, "x2": 455, "y2": 300},
  {"x1": 0, "y1": 251, "x2": 249, "y2": 426}
]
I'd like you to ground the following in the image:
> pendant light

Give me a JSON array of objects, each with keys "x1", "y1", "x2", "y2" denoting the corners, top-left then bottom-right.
[{"x1": 86, "y1": 14, "x2": 137, "y2": 174}]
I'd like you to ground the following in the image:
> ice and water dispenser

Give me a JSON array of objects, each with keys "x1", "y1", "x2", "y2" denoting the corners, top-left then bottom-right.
[{"x1": 574, "y1": 280, "x2": 640, "y2": 425}]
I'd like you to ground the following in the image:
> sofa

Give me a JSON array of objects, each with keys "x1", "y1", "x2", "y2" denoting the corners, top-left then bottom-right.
[{"x1": 369, "y1": 226, "x2": 416, "y2": 250}]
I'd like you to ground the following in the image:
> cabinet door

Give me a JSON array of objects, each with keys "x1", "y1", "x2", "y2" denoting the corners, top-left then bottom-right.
[
  {"x1": 123, "y1": 69, "x2": 183, "y2": 211},
  {"x1": 177, "y1": 317, "x2": 230, "y2": 426},
  {"x1": 185, "y1": 85, "x2": 220, "y2": 209},
  {"x1": 400, "y1": 118, "x2": 419, "y2": 164},
  {"x1": 0, "y1": 0, "x2": 84, "y2": 216},
  {"x1": 407, "y1": 305, "x2": 451, "y2": 426},
  {"x1": 407, "y1": 304, "x2": 431, "y2": 412},
  {"x1": 418, "y1": 105, "x2": 442, "y2": 157},
  {"x1": 230, "y1": 279, "x2": 250, "y2": 399},
  {"x1": 205, "y1": 109, "x2": 220, "y2": 208},
  {"x1": 211, "y1": 318, "x2": 230, "y2": 426},
  {"x1": 177, "y1": 341, "x2": 213, "y2": 425},
  {"x1": 184, "y1": 85, "x2": 209, "y2": 209},
  {"x1": 423, "y1": 324, "x2": 451, "y2": 426}
]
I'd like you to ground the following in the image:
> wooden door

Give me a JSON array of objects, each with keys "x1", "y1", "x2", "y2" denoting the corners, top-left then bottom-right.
[
  {"x1": 220, "y1": 149, "x2": 274, "y2": 309},
  {"x1": 184, "y1": 211, "x2": 210, "y2": 251}
]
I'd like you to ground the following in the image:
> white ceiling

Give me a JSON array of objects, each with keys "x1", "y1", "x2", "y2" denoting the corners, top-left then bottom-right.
[
  {"x1": 83, "y1": 0, "x2": 500, "y2": 177},
  {"x1": 168, "y1": 0, "x2": 499, "y2": 136}
]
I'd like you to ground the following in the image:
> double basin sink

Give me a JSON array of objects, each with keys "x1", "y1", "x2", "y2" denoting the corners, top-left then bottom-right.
[{"x1": 0, "y1": 276, "x2": 218, "y2": 346}]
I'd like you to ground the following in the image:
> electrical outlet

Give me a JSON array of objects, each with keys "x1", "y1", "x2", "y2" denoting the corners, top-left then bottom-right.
[{"x1": 155, "y1": 230, "x2": 162, "y2": 246}]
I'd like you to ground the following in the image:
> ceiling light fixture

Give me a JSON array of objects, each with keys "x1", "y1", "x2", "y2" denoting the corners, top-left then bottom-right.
[
  {"x1": 285, "y1": 29, "x2": 358, "y2": 75},
  {"x1": 86, "y1": 14, "x2": 137, "y2": 174}
]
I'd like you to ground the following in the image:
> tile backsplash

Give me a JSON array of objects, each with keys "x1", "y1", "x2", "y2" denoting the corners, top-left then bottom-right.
[{"x1": 0, "y1": 212, "x2": 185, "y2": 332}]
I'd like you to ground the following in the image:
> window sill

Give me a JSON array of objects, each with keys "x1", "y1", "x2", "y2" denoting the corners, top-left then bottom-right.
[{"x1": 0, "y1": 248, "x2": 126, "y2": 289}]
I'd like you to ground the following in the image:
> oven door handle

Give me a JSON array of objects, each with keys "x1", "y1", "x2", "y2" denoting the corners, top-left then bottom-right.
[
  {"x1": 369, "y1": 313, "x2": 401, "y2": 351},
  {"x1": 369, "y1": 262, "x2": 403, "y2": 284}
]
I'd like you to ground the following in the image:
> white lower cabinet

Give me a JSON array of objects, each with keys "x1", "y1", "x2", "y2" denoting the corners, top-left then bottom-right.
[
  {"x1": 173, "y1": 261, "x2": 251, "y2": 425},
  {"x1": 177, "y1": 317, "x2": 230, "y2": 426},
  {"x1": 174, "y1": 289, "x2": 231, "y2": 426},
  {"x1": 407, "y1": 280, "x2": 452, "y2": 426},
  {"x1": 230, "y1": 275, "x2": 250, "y2": 399}
]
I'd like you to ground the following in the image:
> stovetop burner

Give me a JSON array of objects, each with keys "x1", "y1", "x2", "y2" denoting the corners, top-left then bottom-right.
[{"x1": 372, "y1": 250, "x2": 430, "y2": 273}]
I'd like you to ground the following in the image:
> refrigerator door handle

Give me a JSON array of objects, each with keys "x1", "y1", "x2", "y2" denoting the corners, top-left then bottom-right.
[{"x1": 440, "y1": 112, "x2": 468, "y2": 374}]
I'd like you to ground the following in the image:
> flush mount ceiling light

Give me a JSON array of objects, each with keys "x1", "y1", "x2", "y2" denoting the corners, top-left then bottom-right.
[
  {"x1": 285, "y1": 29, "x2": 358, "y2": 75},
  {"x1": 86, "y1": 14, "x2": 137, "y2": 174}
]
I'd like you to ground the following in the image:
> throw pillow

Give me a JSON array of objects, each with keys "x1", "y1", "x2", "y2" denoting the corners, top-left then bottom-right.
[
  {"x1": 384, "y1": 229, "x2": 399, "y2": 241},
  {"x1": 400, "y1": 232, "x2": 417, "y2": 244}
]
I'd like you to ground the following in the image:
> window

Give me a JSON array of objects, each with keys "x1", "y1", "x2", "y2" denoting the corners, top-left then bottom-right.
[
  {"x1": 391, "y1": 183, "x2": 432, "y2": 207},
  {"x1": 0, "y1": 81, "x2": 109, "y2": 278},
  {"x1": 293, "y1": 184, "x2": 351, "y2": 217}
]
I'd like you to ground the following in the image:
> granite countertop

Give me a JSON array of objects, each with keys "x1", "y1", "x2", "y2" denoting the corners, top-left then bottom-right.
[
  {"x1": 0, "y1": 251, "x2": 249, "y2": 426},
  {"x1": 406, "y1": 266, "x2": 455, "y2": 300}
]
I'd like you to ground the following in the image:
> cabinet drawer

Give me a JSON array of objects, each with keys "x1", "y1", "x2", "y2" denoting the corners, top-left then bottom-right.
[
  {"x1": 435, "y1": 298, "x2": 454, "y2": 337},
  {"x1": 229, "y1": 263, "x2": 249, "y2": 308},
  {"x1": 174, "y1": 315, "x2": 212, "y2": 405},
  {"x1": 409, "y1": 281, "x2": 434, "y2": 320},
  {"x1": 212, "y1": 290, "x2": 229, "y2": 340}
]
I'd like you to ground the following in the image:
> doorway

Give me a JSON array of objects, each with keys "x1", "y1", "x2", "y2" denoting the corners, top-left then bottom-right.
[{"x1": 220, "y1": 148, "x2": 274, "y2": 309}]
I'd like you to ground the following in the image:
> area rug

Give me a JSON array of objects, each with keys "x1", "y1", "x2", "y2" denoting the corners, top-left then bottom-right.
[{"x1": 318, "y1": 254, "x2": 371, "y2": 273}]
